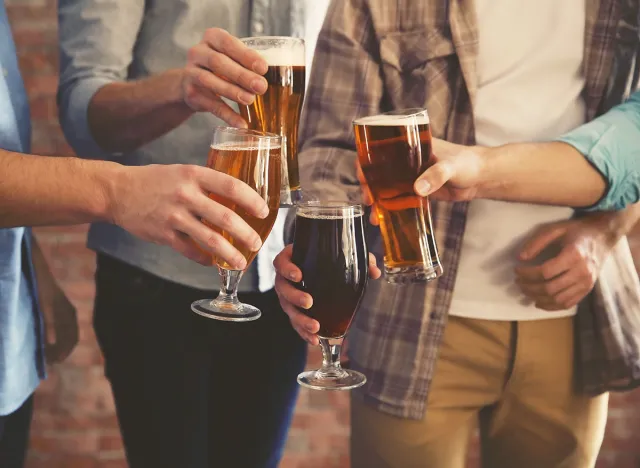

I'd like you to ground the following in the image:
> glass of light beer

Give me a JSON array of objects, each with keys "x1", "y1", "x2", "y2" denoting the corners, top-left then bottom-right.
[
  {"x1": 292, "y1": 202, "x2": 369, "y2": 390},
  {"x1": 239, "y1": 36, "x2": 305, "y2": 206},
  {"x1": 353, "y1": 108, "x2": 443, "y2": 284},
  {"x1": 191, "y1": 127, "x2": 281, "y2": 322}
]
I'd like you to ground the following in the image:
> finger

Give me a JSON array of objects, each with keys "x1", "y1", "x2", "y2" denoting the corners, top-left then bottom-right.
[
  {"x1": 369, "y1": 204, "x2": 380, "y2": 226},
  {"x1": 368, "y1": 252, "x2": 382, "y2": 279},
  {"x1": 275, "y1": 275, "x2": 313, "y2": 309},
  {"x1": 184, "y1": 89, "x2": 247, "y2": 127},
  {"x1": 170, "y1": 217, "x2": 248, "y2": 269},
  {"x1": 189, "y1": 190, "x2": 263, "y2": 253},
  {"x1": 519, "y1": 225, "x2": 567, "y2": 261},
  {"x1": 414, "y1": 161, "x2": 453, "y2": 197},
  {"x1": 186, "y1": 63, "x2": 261, "y2": 106},
  {"x1": 167, "y1": 231, "x2": 218, "y2": 266},
  {"x1": 196, "y1": 169, "x2": 270, "y2": 220},
  {"x1": 534, "y1": 283, "x2": 588, "y2": 311},
  {"x1": 273, "y1": 245, "x2": 302, "y2": 282},
  {"x1": 292, "y1": 323, "x2": 319, "y2": 346},
  {"x1": 203, "y1": 28, "x2": 269, "y2": 75},
  {"x1": 516, "y1": 270, "x2": 580, "y2": 298},
  {"x1": 515, "y1": 249, "x2": 573, "y2": 282}
]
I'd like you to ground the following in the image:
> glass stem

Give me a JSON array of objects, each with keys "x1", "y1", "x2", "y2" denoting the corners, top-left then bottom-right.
[
  {"x1": 318, "y1": 338, "x2": 347, "y2": 378},
  {"x1": 214, "y1": 269, "x2": 244, "y2": 306}
]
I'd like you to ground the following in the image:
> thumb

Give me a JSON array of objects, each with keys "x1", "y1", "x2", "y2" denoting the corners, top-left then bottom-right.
[
  {"x1": 519, "y1": 225, "x2": 567, "y2": 261},
  {"x1": 414, "y1": 161, "x2": 452, "y2": 197}
]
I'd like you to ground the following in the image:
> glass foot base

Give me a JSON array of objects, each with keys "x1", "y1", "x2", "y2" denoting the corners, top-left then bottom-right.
[
  {"x1": 297, "y1": 369, "x2": 366, "y2": 391},
  {"x1": 385, "y1": 264, "x2": 443, "y2": 284},
  {"x1": 191, "y1": 299, "x2": 261, "y2": 322}
]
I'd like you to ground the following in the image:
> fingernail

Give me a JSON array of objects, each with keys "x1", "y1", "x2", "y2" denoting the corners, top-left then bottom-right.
[
  {"x1": 238, "y1": 92, "x2": 254, "y2": 105},
  {"x1": 251, "y1": 78, "x2": 268, "y2": 94},
  {"x1": 236, "y1": 259, "x2": 247, "y2": 270},
  {"x1": 415, "y1": 180, "x2": 431, "y2": 196},
  {"x1": 302, "y1": 298, "x2": 313, "y2": 309},
  {"x1": 252, "y1": 60, "x2": 268, "y2": 75},
  {"x1": 252, "y1": 237, "x2": 262, "y2": 252},
  {"x1": 288, "y1": 271, "x2": 298, "y2": 281},
  {"x1": 306, "y1": 324, "x2": 317, "y2": 333},
  {"x1": 260, "y1": 205, "x2": 269, "y2": 219}
]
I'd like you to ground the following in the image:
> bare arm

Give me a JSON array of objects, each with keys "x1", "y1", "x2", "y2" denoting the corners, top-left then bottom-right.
[
  {"x1": 0, "y1": 149, "x2": 115, "y2": 227},
  {"x1": 477, "y1": 142, "x2": 607, "y2": 207},
  {"x1": 414, "y1": 140, "x2": 607, "y2": 208},
  {"x1": 0, "y1": 149, "x2": 270, "y2": 269}
]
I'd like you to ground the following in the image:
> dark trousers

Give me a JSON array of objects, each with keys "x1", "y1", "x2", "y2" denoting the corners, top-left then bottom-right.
[
  {"x1": 0, "y1": 395, "x2": 33, "y2": 468},
  {"x1": 93, "y1": 255, "x2": 307, "y2": 468}
]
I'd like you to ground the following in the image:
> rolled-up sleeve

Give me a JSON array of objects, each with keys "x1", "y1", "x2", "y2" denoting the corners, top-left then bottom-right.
[
  {"x1": 57, "y1": 0, "x2": 145, "y2": 160},
  {"x1": 557, "y1": 90, "x2": 640, "y2": 211}
]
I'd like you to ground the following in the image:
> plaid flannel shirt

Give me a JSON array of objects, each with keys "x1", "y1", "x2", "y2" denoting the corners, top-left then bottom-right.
[{"x1": 297, "y1": 0, "x2": 640, "y2": 419}]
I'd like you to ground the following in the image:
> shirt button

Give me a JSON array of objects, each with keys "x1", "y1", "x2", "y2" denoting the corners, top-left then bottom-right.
[{"x1": 253, "y1": 21, "x2": 264, "y2": 34}]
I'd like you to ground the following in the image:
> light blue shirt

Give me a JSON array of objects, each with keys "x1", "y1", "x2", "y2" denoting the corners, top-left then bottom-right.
[
  {"x1": 558, "y1": 90, "x2": 640, "y2": 211},
  {"x1": 0, "y1": 3, "x2": 46, "y2": 415}
]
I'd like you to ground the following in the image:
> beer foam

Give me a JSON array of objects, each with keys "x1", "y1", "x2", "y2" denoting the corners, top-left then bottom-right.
[
  {"x1": 211, "y1": 142, "x2": 281, "y2": 151},
  {"x1": 257, "y1": 47, "x2": 305, "y2": 67},
  {"x1": 355, "y1": 112, "x2": 430, "y2": 126}
]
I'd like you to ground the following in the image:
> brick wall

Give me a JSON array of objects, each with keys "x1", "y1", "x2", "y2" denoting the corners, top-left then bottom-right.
[{"x1": 6, "y1": 1, "x2": 640, "y2": 467}]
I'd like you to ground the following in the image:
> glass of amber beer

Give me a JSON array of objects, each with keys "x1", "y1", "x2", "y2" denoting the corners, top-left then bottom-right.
[
  {"x1": 354, "y1": 108, "x2": 443, "y2": 283},
  {"x1": 239, "y1": 36, "x2": 305, "y2": 206},
  {"x1": 191, "y1": 127, "x2": 281, "y2": 322},
  {"x1": 292, "y1": 202, "x2": 369, "y2": 390}
]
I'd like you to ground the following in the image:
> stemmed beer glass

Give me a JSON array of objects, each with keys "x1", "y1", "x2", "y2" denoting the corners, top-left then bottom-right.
[
  {"x1": 292, "y1": 202, "x2": 369, "y2": 390},
  {"x1": 191, "y1": 127, "x2": 281, "y2": 322}
]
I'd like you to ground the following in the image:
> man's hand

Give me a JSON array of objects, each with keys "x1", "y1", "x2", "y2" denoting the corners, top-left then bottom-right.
[
  {"x1": 108, "y1": 164, "x2": 269, "y2": 269},
  {"x1": 182, "y1": 28, "x2": 269, "y2": 127},
  {"x1": 273, "y1": 245, "x2": 382, "y2": 345},
  {"x1": 413, "y1": 138, "x2": 485, "y2": 201},
  {"x1": 515, "y1": 215, "x2": 618, "y2": 311}
]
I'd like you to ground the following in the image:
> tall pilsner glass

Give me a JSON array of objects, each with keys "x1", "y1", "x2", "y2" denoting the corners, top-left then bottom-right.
[
  {"x1": 354, "y1": 108, "x2": 443, "y2": 284},
  {"x1": 239, "y1": 36, "x2": 305, "y2": 206},
  {"x1": 293, "y1": 202, "x2": 369, "y2": 390},
  {"x1": 191, "y1": 127, "x2": 281, "y2": 322}
]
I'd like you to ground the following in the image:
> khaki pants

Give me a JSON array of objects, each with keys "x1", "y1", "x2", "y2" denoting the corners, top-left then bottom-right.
[{"x1": 351, "y1": 316, "x2": 609, "y2": 468}]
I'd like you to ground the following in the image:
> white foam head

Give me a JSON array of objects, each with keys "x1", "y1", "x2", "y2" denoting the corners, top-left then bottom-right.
[
  {"x1": 354, "y1": 111, "x2": 430, "y2": 127},
  {"x1": 241, "y1": 37, "x2": 305, "y2": 67}
]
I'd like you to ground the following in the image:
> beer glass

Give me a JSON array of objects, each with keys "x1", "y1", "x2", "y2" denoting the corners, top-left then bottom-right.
[
  {"x1": 353, "y1": 108, "x2": 443, "y2": 284},
  {"x1": 240, "y1": 36, "x2": 305, "y2": 206},
  {"x1": 191, "y1": 127, "x2": 281, "y2": 322},
  {"x1": 293, "y1": 202, "x2": 368, "y2": 390}
]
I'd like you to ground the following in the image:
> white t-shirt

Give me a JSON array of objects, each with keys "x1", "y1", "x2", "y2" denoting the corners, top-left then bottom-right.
[{"x1": 448, "y1": 0, "x2": 586, "y2": 321}]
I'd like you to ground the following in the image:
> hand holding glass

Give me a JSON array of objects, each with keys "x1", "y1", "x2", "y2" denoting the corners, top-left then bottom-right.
[
  {"x1": 292, "y1": 202, "x2": 369, "y2": 390},
  {"x1": 191, "y1": 127, "x2": 281, "y2": 322}
]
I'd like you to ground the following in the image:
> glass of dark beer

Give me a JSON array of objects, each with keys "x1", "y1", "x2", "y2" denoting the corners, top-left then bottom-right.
[
  {"x1": 191, "y1": 127, "x2": 282, "y2": 322},
  {"x1": 292, "y1": 201, "x2": 369, "y2": 390},
  {"x1": 353, "y1": 108, "x2": 443, "y2": 284},
  {"x1": 239, "y1": 36, "x2": 305, "y2": 206}
]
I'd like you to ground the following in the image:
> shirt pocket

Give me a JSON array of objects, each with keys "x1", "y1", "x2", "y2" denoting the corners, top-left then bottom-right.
[{"x1": 379, "y1": 28, "x2": 457, "y2": 137}]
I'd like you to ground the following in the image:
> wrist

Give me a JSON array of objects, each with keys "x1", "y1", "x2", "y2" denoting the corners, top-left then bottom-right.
[
  {"x1": 94, "y1": 161, "x2": 129, "y2": 225},
  {"x1": 473, "y1": 145, "x2": 495, "y2": 199}
]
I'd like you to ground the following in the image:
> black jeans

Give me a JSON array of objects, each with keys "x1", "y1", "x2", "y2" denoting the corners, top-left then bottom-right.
[
  {"x1": 0, "y1": 395, "x2": 33, "y2": 468},
  {"x1": 93, "y1": 255, "x2": 307, "y2": 468}
]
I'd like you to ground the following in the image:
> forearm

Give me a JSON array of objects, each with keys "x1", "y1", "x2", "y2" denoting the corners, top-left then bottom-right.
[
  {"x1": 477, "y1": 142, "x2": 607, "y2": 207},
  {"x1": 88, "y1": 69, "x2": 193, "y2": 153},
  {"x1": 0, "y1": 150, "x2": 120, "y2": 227}
]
